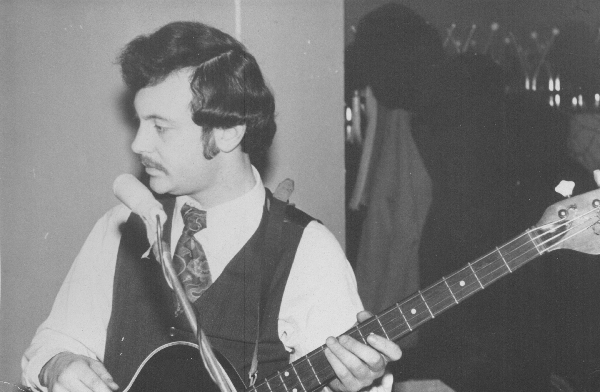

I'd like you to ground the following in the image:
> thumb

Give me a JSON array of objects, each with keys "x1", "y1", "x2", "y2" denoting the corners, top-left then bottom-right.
[
  {"x1": 380, "y1": 373, "x2": 394, "y2": 392},
  {"x1": 89, "y1": 360, "x2": 119, "y2": 390},
  {"x1": 356, "y1": 310, "x2": 373, "y2": 324}
]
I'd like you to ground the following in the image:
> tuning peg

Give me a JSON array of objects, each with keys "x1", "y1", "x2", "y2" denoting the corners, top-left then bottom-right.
[
  {"x1": 594, "y1": 170, "x2": 600, "y2": 187},
  {"x1": 555, "y1": 180, "x2": 575, "y2": 198}
]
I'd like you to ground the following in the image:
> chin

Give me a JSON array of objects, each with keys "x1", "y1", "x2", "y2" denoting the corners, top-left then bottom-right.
[{"x1": 148, "y1": 177, "x2": 173, "y2": 195}]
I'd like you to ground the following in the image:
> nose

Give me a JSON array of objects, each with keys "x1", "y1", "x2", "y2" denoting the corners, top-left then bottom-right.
[{"x1": 131, "y1": 123, "x2": 154, "y2": 155}]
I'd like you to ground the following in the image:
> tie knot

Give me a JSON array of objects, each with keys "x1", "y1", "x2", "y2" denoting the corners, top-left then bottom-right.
[{"x1": 181, "y1": 204, "x2": 207, "y2": 234}]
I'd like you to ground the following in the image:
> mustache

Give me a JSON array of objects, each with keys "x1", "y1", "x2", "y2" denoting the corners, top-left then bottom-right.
[{"x1": 140, "y1": 156, "x2": 167, "y2": 173}]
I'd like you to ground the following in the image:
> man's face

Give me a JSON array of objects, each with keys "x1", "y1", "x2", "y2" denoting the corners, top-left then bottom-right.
[{"x1": 132, "y1": 69, "x2": 219, "y2": 200}]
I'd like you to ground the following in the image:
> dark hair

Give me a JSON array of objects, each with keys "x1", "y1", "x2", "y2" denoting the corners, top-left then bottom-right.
[
  {"x1": 351, "y1": 3, "x2": 445, "y2": 112},
  {"x1": 119, "y1": 21, "x2": 276, "y2": 160}
]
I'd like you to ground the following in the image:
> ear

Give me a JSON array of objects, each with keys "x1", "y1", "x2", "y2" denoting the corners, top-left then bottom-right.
[{"x1": 213, "y1": 124, "x2": 247, "y2": 153}]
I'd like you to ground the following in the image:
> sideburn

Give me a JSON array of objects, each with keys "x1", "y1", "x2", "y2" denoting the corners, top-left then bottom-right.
[{"x1": 202, "y1": 129, "x2": 220, "y2": 160}]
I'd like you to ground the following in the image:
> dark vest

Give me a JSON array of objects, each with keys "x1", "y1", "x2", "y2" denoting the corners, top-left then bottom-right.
[{"x1": 104, "y1": 192, "x2": 313, "y2": 388}]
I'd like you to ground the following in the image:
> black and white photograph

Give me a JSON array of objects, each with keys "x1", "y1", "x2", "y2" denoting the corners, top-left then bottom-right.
[{"x1": 1, "y1": 1, "x2": 600, "y2": 391}]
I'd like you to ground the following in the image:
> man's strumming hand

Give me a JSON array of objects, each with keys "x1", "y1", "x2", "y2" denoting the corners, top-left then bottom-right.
[{"x1": 40, "y1": 352, "x2": 118, "y2": 392}]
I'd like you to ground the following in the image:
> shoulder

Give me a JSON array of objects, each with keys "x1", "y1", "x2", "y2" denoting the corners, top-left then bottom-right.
[
  {"x1": 105, "y1": 203, "x2": 132, "y2": 220},
  {"x1": 88, "y1": 204, "x2": 132, "y2": 240},
  {"x1": 103, "y1": 203, "x2": 133, "y2": 227},
  {"x1": 298, "y1": 220, "x2": 346, "y2": 263},
  {"x1": 267, "y1": 194, "x2": 317, "y2": 232},
  {"x1": 283, "y1": 203, "x2": 317, "y2": 228},
  {"x1": 267, "y1": 194, "x2": 346, "y2": 270},
  {"x1": 271, "y1": 198, "x2": 342, "y2": 262}
]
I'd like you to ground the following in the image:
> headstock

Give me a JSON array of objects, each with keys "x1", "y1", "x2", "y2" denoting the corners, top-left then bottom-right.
[{"x1": 535, "y1": 188, "x2": 600, "y2": 255}]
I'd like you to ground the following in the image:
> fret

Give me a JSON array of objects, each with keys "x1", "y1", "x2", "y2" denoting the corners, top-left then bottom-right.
[
  {"x1": 379, "y1": 306, "x2": 411, "y2": 340},
  {"x1": 445, "y1": 265, "x2": 482, "y2": 302},
  {"x1": 419, "y1": 291, "x2": 434, "y2": 318},
  {"x1": 468, "y1": 262, "x2": 484, "y2": 289},
  {"x1": 395, "y1": 303, "x2": 412, "y2": 331},
  {"x1": 398, "y1": 294, "x2": 431, "y2": 329},
  {"x1": 356, "y1": 326, "x2": 367, "y2": 343},
  {"x1": 306, "y1": 349, "x2": 333, "y2": 384},
  {"x1": 497, "y1": 247, "x2": 512, "y2": 272},
  {"x1": 508, "y1": 246, "x2": 539, "y2": 271},
  {"x1": 421, "y1": 280, "x2": 456, "y2": 316},
  {"x1": 503, "y1": 232, "x2": 540, "y2": 270},
  {"x1": 374, "y1": 315, "x2": 390, "y2": 339},
  {"x1": 254, "y1": 382, "x2": 271, "y2": 392},
  {"x1": 305, "y1": 356, "x2": 322, "y2": 385},
  {"x1": 277, "y1": 371, "x2": 291, "y2": 392},
  {"x1": 526, "y1": 229, "x2": 542, "y2": 255},
  {"x1": 265, "y1": 378, "x2": 274, "y2": 392},
  {"x1": 529, "y1": 227, "x2": 549, "y2": 254},
  {"x1": 443, "y1": 277, "x2": 458, "y2": 304},
  {"x1": 471, "y1": 252, "x2": 507, "y2": 287},
  {"x1": 291, "y1": 365, "x2": 306, "y2": 392},
  {"x1": 347, "y1": 326, "x2": 366, "y2": 344}
]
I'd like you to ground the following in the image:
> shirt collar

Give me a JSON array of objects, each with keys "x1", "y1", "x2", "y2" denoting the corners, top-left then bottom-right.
[{"x1": 174, "y1": 166, "x2": 265, "y2": 232}]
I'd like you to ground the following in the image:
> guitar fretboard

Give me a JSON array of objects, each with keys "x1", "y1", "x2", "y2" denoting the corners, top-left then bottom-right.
[{"x1": 247, "y1": 229, "x2": 546, "y2": 392}]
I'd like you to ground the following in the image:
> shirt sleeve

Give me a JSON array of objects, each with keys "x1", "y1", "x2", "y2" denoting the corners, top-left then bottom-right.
[
  {"x1": 21, "y1": 205, "x2": 130, "y2": 391},
  {"x1": 278, "y1": 222, "x2": 396, "y2": 392},
  {"x1": 278, "y1": 220, "x2": 364, "y2": 361}
]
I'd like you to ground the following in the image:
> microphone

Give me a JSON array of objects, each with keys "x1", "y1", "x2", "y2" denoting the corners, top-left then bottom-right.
[{"x1": 113, "y1": 173, "x2": 167, "y2": 246}]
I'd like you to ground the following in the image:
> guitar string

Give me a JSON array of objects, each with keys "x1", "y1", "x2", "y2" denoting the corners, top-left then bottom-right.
[
  {"x1": 249, "y1": 208, "x2": 600, "y2": 392},
  {"x1": 335, "y1": 209, "x2": 589, "y2": 340},
  {"x1": 312, "y1": 212, "x2": 599, "y2": 390},
  {"x1": 251, "y1": 209, "x2": 599, "y2": 392},
  {"x1": 366, "y1": 207, "x2": 600, "y2": 342},
  {"x1": 378, "y1": 209, "x2": 600, "y2": 338},
  {"x1": 354, "y1": 206, "x2": 600, "y2": 337}
]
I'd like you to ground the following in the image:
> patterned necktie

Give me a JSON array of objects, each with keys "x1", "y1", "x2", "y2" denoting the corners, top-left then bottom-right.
[{"x1": 173, "y1": 203, "x2": 212, "y2": 314}]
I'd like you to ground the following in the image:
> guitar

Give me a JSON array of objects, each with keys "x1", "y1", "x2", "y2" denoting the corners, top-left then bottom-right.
[{"x1": 120, "y1": 188, "x2": 600, "y2": 392}]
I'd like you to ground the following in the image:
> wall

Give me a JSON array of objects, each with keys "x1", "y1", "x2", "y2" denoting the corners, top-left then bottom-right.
[{"x1": 0, "y1": 0, "x2": 344, "y2": 383}]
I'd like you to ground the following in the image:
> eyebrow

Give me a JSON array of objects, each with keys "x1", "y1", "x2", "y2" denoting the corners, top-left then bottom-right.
[{"x1": 135, "y1": 114, "x2": 175, "y2": 123}]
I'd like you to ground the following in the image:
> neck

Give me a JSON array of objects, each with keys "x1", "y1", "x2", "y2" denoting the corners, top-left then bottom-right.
[{"x1": 190, "y1": 154, "x2": 256, "y2": 209}]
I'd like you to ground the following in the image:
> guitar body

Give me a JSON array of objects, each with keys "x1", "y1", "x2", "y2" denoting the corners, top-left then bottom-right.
[{"x1": 123, "y1": 342, "x2": 245, "y2": 392}]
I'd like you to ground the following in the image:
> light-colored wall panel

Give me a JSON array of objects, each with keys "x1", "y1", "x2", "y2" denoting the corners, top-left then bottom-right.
[{"x1": 242, "y1": 0, "x2": 345, "y2": 240}]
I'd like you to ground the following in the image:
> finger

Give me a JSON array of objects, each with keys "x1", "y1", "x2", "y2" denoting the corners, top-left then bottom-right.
[
  {"x1": 55, "y1": 377, "x2": 94, "y2": 392},
  {"x1": 80, "y1": 375, "x2": 114, "y2": 392},
  {"x1": 53, "y1": 364, "x2": 94, "y2": 392},
  {"x1": 327, "y1": 335, "x2": 384, "y2": 386},
  {"x1": 71, "y1": 379, "x2": 96, "y2": 392},
  {"x1": 365, "y1": 334, "x2": 402, "y2": 362},
  {"x1": 356, "y1": 310, "x2": 373, "y2": 324},
  {"x1": 324, "y1": 339, "x2": 361, "y2": 391},
  {"x1": 339, "y1": 335, "x2": 387, "y2": 373},
  {"x1": 594, "y1": 170, "x2": 600, "y2": 187},
  {"x1": 89, "y1": 361, "x2": 119, "y2": 391},
  {"x1": 52, "y1": 383, "x2": 83, "y2": 392},
  {"x1": 380, "y1": 373, "x2": 394, "y2": 392},
  {"x1": 333, "y1": 335, "x2": 383, "y2": 372},
  {"x1": 74, "y1": 363, "x2": 113, "y2": 392}
]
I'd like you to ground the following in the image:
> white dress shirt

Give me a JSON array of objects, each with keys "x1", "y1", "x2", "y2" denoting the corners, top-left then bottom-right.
[{"x1": 21, "y1": 170, "x2": 363, "y2": 391}]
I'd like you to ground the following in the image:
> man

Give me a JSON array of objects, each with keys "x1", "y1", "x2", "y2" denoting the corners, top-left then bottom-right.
[{"x1": 21, "y1": 21, "x2": 401, "y2": 392}]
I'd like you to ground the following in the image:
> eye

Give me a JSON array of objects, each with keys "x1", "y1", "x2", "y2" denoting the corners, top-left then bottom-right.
[{"x1": 154, "y1": 124, "x2": 167, "y2": 133}]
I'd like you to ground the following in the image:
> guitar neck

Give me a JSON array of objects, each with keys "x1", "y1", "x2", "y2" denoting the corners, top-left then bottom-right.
[{"x1": 247, "y1": 229, "x2": 547, "y2": 392}]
